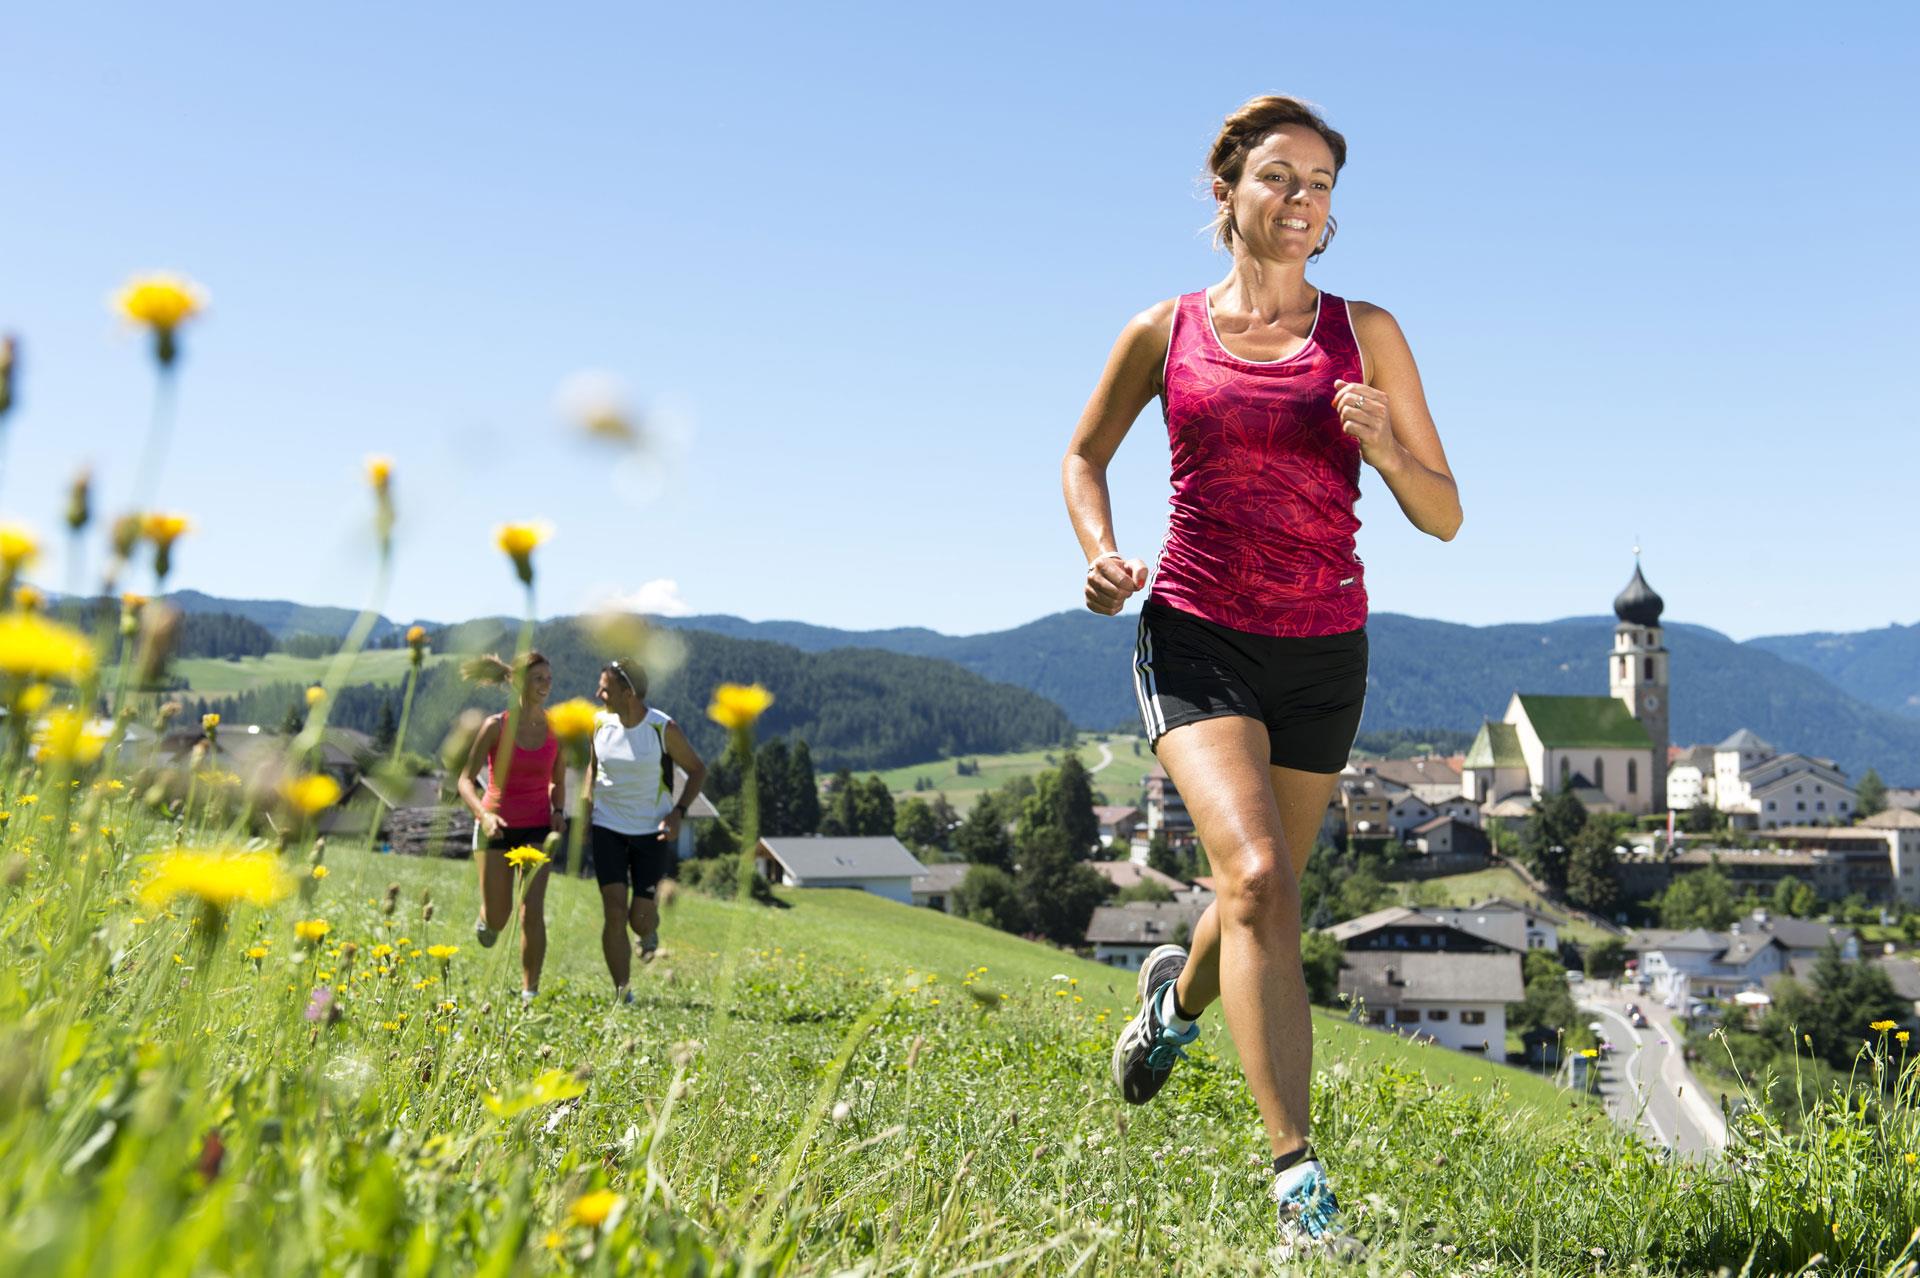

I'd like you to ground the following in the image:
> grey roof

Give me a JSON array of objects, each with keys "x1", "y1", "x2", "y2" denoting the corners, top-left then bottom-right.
[
  {"x1": 1338, "y1": 951, "x2": 1525, "y2": 1005},
  {"x1": 1613, "y1": 561, "x2": 1665, "y2": 625},
  {"x1": 1627, "y1": 927, "x2": 1726, "y2": 953},
  {"x1": 1084, "y1": 901, "x2": 1209, "y2": 946},
  {"x1": 1084, "y1": 860, "x2": 1187, "y2": 892},
  {"x1": 1718, "y1": 728, "x2": 1774, "y2": 753},
  {"x1": 1323, "y1": 906, "x2": 1519, "y2": 952},
  {"x1": 1875, "y1": 957, "x2": 1920, "y2": 1002},
  {"x1": 1359, "y1": 758, "x2": 1464, "y2": 790},
  {"x1": 1093, "y1": 805, "x2": 1143, "y2": 823},
  {"x1": 1730, "y1": 911, "x2": 1855, "y2": 952},
  {"x1": 1717, "y1": 934, "x2": 1787, "y2": 967},
  {"x1": 758, "y1": 836, "x2": 926, "y2": 882},
  {"x1": 1670, "y1": 746, "x2": 1718, "y2": 773},
  {"x1": 1466, "y1": 896, "x2": 1567, "y2": 925},
  {"x1": 911, "y1": 862, "x2": 971, "y2": 894},
  {"x1": 1863, "y1": 808, "x2": 1920, "y2": 829}
]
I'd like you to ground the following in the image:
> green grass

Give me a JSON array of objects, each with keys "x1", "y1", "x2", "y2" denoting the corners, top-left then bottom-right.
[
  {"x1": 7, "y1": 770, "x2": 1920, "y2": 1275},
  {"x1": 173, "y1": 649, "x2": 457, "y2": 695},
  {"x1": 1398, "y1": 866, "x2": 1614, "y2": 946},
  {"x1": 877, "y1": 736, "x2": 1157, "y2": 813}
]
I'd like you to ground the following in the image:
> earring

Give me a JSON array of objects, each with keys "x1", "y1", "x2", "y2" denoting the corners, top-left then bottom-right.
[{"x1": 1313, "y1": 216, "x2": 1339, "y2": 258}]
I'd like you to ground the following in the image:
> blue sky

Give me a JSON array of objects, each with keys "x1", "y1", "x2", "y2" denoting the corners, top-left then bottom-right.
[{"x1": 3, "y1": 2, "x2": 1915, "y2": 641}]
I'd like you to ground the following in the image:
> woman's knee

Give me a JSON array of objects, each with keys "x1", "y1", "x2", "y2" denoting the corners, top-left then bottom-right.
[{"x1": 1216, "y1": 851, "x2": 1300, "y2": 929}]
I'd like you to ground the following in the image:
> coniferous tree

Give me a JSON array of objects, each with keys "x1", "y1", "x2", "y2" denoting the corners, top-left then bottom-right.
[
  {"x1": 373, "y1": 698, "x2": 398, "y2": 754},
  {"x1": 1015, "y1": 826, "x2": 1110, "y2": 945},
  {"x1": 854, "y1": 775, "x2": 894, "y2": 837},
  {"x1": 1052, "y1": 754, "x2": 1100, "y2": 856},
  {"x1": 1565, "y1": 822, "x2": 1620, "y2": 915},
  {"x1": 756, "y1": 738, "x2": 791, "y2": 835},
  {"x1": 926, "y1": 795, "x2": 959, "y2": 851},
  {"x1": 820, "y1": 768, "x2": 857, "y2": 837},
  {"x1": 1521, "y1": 788, "x2": 1588, "y2": 896},
  {"x1": 1858, "y1": 768, "x2": 1887, "y2": 818},
  {"x1": 787, "y1": 740, "x2": 821, "y2": 834},
  {"x1": 953, "y1": 800, "x2": 1015, "y2": 872}
]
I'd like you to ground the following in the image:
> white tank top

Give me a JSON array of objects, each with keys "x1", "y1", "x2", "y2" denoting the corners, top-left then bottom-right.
[{"x1": 590, "y1": 707, "x2": 676, "y2": 835}]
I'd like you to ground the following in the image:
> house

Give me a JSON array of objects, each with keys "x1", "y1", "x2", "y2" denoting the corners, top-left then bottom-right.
[
  {"x1": 1085, "y1": 901, "x2": 1210, "y2": 969},
  {"x1": 1093, "y1": 805, "x2": 1144, "y2": 849},
  {"x1": 1424, "y1": 897, "x2": 1561, "y2": 952},
  {"x1": 754, "y1": 836, "x2": 927, "y2": 904},
  {"x1": 1337, "y1": 952, "x2": 1524, "y2": 1054},
  {"x1": 1384, "y1": 793, "x2": 1438, "y2": 840},
  {"x1": 1354, "y1": 756, "x2": 1465, "y2": 807},
  {"x1": 1666, "y1": 745, "x2": 1718, "y2": 811},
  {"x1": 1323, "y1": 906, "x2": 1518, "y2": 955},
  {"x1": 1630, "y1": 910, "x2": 1857, "y2": 1000},
  {"x1": 1142, "y1": 765, "x2": 1193, "y2": 843},
  {"x1": 1335, "y1": 775, "x2": 1395, "y2": 843},
  {"x1": 1862, "y1": 808, "x2": 1920, "y2": 905},
  {"x1": 911, "y1": 862, "x2": 971, "y2": 914},
  {"x1": 1710, "y1": 729, "x2": 1776, "y2": 813},
  {"x1": 1084, "y1": 860, "x2": 1188, "y2": 896},
  {"x1": 1756, "y1": 828, "x2": 1894, "y2": 902},
  {"x1": 1406, "y1": 815, "x2": 1491, "y2": 871},
  {"x1": 1875, "y1": 957, "x2": 1920, "y2": 1019},
  {"x1": 1741, "y1": 755, "x2": 1856, "y2": 830},
  {"x1": 1886, "y1": 787, "x2": 1920, "y2": 814}
]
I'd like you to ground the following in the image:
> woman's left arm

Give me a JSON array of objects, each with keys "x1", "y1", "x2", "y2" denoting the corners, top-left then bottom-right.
[{"x1": 1334, "y1": 303, "x2": 1462, "y2": 541}]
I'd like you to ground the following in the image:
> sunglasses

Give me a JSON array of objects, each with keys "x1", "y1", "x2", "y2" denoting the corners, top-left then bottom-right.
[{"x1": 606, "y1": 661, "x2": 637, "y2": 695}]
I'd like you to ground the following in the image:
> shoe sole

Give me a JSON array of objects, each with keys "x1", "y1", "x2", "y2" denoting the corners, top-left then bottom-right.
[
  {"x1": 1136, "y1": 944, "x2": 1188, "y2": 1005},
  {"x1": 1111, "y1": 944, "x2": 1191, "y2": 1101}
]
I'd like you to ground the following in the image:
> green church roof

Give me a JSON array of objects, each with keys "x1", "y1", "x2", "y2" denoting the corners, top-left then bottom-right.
[
  {"x1": 1464, "y1": 721, "x2": 1525, "y2": 769},
  {"x1": 1515, "y1": 695, "x2": 1653, "y2": 749}
]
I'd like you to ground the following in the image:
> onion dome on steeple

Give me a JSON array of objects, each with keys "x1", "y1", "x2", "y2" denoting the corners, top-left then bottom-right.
[{"x1": 1613, "y1": 557, "x2": 1664, "y2": 625}]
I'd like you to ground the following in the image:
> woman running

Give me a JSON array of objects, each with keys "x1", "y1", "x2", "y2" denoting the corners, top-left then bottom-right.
[
  {"x1": 457, "y1": 649, "x2": 566, "y2": 1003},
  {"x1": 582, "y1": 659, "x2": 706, "y2": 1003},
  {"x1": 1062, "y1": 95, "x2": 1461, "y2": 1253}
]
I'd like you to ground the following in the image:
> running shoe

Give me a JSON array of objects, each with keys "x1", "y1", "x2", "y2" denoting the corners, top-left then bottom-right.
[
  {"x1": 1111, "y1": 943, "x2": 1198, "y2": 1105},
  {"x1": 616, "y1": 986, "x2": 635, "y2": 1005},
  {"x1": 519, "y1": 988, "x2": 537, "y2": 1006},
  {"x1": 475, "y1": 916, "x2": 498, "y2": 948},
  {"x1": 1273, "y1": 1157, "x2": 1364, "y2": 1260},
  {"x1": 639, "y1": 933, "x2": 659, "y2": 963}
]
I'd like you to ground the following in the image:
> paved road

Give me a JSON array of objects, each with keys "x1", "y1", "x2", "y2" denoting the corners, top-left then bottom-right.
[
  {"x1": 1089, "y1": 741, "x2": 1114, "y2": 773},
  {"x1": 1578, "y1": 984, "x2": 1726, "y2": 1159}
]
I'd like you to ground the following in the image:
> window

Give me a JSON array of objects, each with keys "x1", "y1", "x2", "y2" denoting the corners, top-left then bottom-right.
[
  {"x1": 1560, "y1": 758, "x2": 1571, "y2": 786},
  {"x1": 1395, "y1": 1008, "x2": 1420, "y2": 1024},
  {"x1": 1796, "y1": 801, "x2": 1806, "y2": 812},
  {"x1": 1644, "y1": 657, "x2": 1655, "y2": 679},
  {"x1": 1628, "y1": 759, "x2": 1638, "y2": 793},
  {"x1": 1816, "y1": 802, "x2": 1825, "y2": 812},
  {"x1": 1366, "y1": 1009, "x2": 1387, "y2": 1025},
  {"x1": 1595, "y1": 758, "x2": 1605, "y2": 789},
  {"x1": 1428, "y1": 1009, "x2": 1449, "y2": 1021},
  {"x1": 1461, "y1": 1010, "x2": 1487, "y2": 1025}
]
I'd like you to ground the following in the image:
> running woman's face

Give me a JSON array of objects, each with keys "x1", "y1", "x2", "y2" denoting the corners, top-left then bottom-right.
[
  {"x1": 1218, "y1": 126, "x2": 1337, "y2": 262},
  {"x1": 521, "y1": 661, "x2": 552, "y2": 705}
]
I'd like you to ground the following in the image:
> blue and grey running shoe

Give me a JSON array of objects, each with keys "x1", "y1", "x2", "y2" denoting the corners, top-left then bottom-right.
[
  {"x1": 1111, "y1": 943, "x2": 1198, "y2": 1105},
  {"x1": 1273, "y1": 1158, "x2": 1364, "y2": 1260}
]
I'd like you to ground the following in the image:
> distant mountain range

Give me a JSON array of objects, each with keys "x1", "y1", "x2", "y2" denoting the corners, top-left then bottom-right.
[{"x1": 157, "y1": 592, "x2": 1920, "y2": 783}]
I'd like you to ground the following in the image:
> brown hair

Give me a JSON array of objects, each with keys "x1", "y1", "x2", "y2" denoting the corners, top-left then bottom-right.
[
  {"x1": 460, "y1": 649, "x2": 549, "y2": 688},
  {"x1": 1207, "y1": 96, "x2": 1347, "y2": 255}
]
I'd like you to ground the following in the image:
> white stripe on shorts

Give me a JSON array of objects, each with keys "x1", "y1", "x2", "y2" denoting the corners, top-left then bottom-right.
[{"x1": 1133, "y1": 615, "x2": 1166, "y2": 740}]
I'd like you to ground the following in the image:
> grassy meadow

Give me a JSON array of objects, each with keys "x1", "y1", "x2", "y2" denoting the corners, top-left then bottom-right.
[
  {"x1": 877, "y1": 736, "x2": 1158, "y2": 813},
  {"x1": 1396, "y1": 866, "x2": 1615, "y2": 946},
  {"x1": 173, "y1": 649, "x2": 459, "y2": 697}
]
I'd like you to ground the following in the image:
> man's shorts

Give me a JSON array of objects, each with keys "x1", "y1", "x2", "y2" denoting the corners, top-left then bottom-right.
[
  {"x1": 590, "y1": 826, "x2": 673, "y2": 898},
  {"x1": 1133, "y1": 600, "x2": 1368, "y2": 772}
]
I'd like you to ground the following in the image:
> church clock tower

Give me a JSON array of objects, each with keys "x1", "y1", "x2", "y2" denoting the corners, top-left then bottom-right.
[{"x1": 1610, "y1": 555, "x2": 1669, "y2": 808}]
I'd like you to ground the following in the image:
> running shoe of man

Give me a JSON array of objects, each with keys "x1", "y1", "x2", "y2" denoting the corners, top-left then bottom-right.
[
  {"x1": 1272, "y1": 1155, "x2": 1364, "y2": 1261},
  {"x1": 616, "y1": 986, "x2": 635, "y2": 1005},
  {"x1": 475, "y1": 916, "x2": 498, "y2": 948},
  {"x1": 639, "y1": 933, "x2": 660, "y2": 963},
  {"x1": 1111, "y1": 943, "x2": 1199, "y2": 1104}
]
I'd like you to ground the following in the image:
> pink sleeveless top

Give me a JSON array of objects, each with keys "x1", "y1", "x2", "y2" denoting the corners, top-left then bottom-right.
[
  {"x1": 482, "y1": 715, "x2": 559, "y2": 827},
  {"x1": 1148, "y1": 289, "x2": 1369, "y2": 638}
]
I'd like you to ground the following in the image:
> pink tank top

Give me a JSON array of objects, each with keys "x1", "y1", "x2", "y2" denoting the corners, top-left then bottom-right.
[
  {"x1": 483, "y1": 714, "x2": 559, "y2": 827},
  {"x1": 1148, "y1": 288, "x2": 1368, "y2": 638}
]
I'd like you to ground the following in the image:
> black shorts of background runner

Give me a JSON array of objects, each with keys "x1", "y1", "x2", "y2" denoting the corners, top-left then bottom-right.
[
  {"x1": 1133, "y1": 600, "x2": 1367, "y2": 772},
  {"x1": 483, "y1": 824, "x2": 553, "y2": 853},
  {"x1": 590, "y1": 827, "x2": 673, "y2": 898}
]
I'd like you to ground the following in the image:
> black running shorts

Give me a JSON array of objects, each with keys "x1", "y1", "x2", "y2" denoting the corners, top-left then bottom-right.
[
  {"x1": 483, "y1": 823, "x2": 552, "y2": 853},
  {"x1": 1133, "y1": 600, "x2": 1368, "y2": 772},
  {"x1": 590, "y1": 827, "x2": 673, "y2": 898}
]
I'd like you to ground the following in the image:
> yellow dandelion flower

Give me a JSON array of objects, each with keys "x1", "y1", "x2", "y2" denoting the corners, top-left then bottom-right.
[
  {"x1": 0, "y1": 523, "x2": 39, "y2": 574},
  {"x1": 504, "y1": 845, "x2": 548, "y2": 870},
  {"x1": 201, "y1": 712, "x2": 220, "y2": 732},
  {"x1": 427, "y1": 944, "x2": 459, "y2": 960},
  {"x1": 364, "y1": 455, "x2": 393, "y2": 494},
  {"x1": 370, "y1": 943, "x2": 394, "y2": 959},
  {"x1": 114, "y1": 272, "x2": 206, "y2": 333},
  {"x1": 140, "y1": 512, "x2": 191, "y2": 549},
  {"x1": 34, "y1": 709, "x2": 108, "y2": 766},
  {"x1": 406, "y1": 625, "x2": 427, "y2": 648},
  {"x1": 494, "y1": 521, "x2": 551, "y2": 585},
  {"x1": 13, "y1": 585, "x2": 43, "y2": 613},
  {"x1": 310, "y1": 865, "x2": 329, "y2": 880},
  {"x1": 1871, "y1": 1020, "x2": 1898, "y2": 1033},
  {"x1": 245, "y1": 946, "x2": 269, "y2": 960},
  {"x1": 567, "y1": 1189, "x2": 622, "y2": 1228},
  {"x1": 546, "y1": 698, "x2": 599, "y2": 742},
  {"x1": 706, "y1": 682, "x2": 774, "y2": 731},
  {"x1": 140, "y1": 849, "x2": 294, "y2": 911},
  {"x1": 1900, "y1": 1031, "x2": 1911, "y2": 1045},
  {"x1": 294, "y1": 918, "x2": 331, "y2": 943},
  {"x1": 281, "y1": 774, "x2": 342, "y2": 815},
  {"x1": 304, "y1": 685, "x2": 327, "y2": 707},
  {"x1": 0, "y1": 612, "x2": 97, "y2": 681}
]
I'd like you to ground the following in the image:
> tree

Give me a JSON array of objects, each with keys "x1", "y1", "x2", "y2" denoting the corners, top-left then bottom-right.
[
  {"x1": 819, "y1": 768, "x2": 857, "y2": 837},
  {"x1": 373, "y1": 697, "x2": 398, "y2": 754},
  {"x1": 279, "y1": 702, "x2": 305, "y2": 736},
  {"x1": 853, "y1": 775, "x2": 894, "y2": 837},
  {"x1": 1509, "y1": 948, "x2": 1580, "y2": 1040},
  {"x1": 1584, "y1": 936, "x2": 1628, "y2": 980},
  {"x1": 952, "y1": 801, "x2": 1014, "y2": 872},
  {"x1": 1115, "y1": 880, "x2": 1174, "y2": 904},
  {"x1": 895, "y1": 796, "x2": 940, "y2": 850},
  {"x1": 951, "y1": 865, "x2": 1025, "y2": 934},
  {"x1": 1658, "y1": 865, "x2": 1739, "y2": 930},
  {"x1": 786, "y1": 740, "x2": 821, "y2": 835},
  {"x1": 1051, "y1": 754, "x2": 1100, "y2": 856},
  {"x1": 1770, "y1": 875, "x2": 1819, "y2": 919},
  {"x1": 1521, "y1": 789, "x2": 1588, "y2": 896},
  {"x1": 756, "y1": 738, "x2": 791, "y2": 836},
  {"x1": 1302, "y1": 930, "x2": 1345, "y2": 1005},
  {"x1": 925, "y1": 795, "x2": 959, "y2": 851},
  {"x1": 1565, "y1": 822, "x2": 1620, "y2": 915},
  {"x1": 1016, "y1": 827, "x2": 1111, "y2": 945},
  {"x1": 1681, "y1": 803, "x2": 1721, "y2": 835},
  {"x1": 1858, "y1": 768, "x2": 1887, "y2": 818},
  {"x1": 1146, "y1": 831, "x2": 1182, "y2": 880},
  {"x1": 1767, "y1": 942, "x2": 1907, "y2": 1071}
]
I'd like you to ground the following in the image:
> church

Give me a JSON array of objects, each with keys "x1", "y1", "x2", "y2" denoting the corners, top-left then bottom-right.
[{"x1": 1461, "y1": 563, "x2": 1667, "y2": 817}]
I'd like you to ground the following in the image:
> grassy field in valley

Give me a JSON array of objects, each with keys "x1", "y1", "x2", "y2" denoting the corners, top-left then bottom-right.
[
  {"x1": 173, "y1": 649, "x2": 458, "y2": 696},
  {"x1": 876, "y1": 736, "x2": 1158, "y2": 812},
  {"x1": 1397, "y1": 865, "x2": 1614, "y2": 946}
]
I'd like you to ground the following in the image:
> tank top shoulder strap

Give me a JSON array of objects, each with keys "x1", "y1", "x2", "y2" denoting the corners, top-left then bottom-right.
[
  {"x1": 1314, "y1": 292, "x2": 1365, "y2": 380},
  {"x1": 1161, "y1": 291, "x2": 1207, "y2": 392}
]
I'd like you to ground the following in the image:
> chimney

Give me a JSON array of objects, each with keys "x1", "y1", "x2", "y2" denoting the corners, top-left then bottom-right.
[{"x1": 1384, "y1": 965, "x2": 1400, "y2": 985}]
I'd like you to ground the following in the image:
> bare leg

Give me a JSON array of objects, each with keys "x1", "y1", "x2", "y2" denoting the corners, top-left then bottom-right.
[
  {"x1": 1177, "y1": 764, "x2": 1342, "y2": 1014},
  {"x1": 629, "y1": 894, "x2": 659, "y2": 951},
  {"x1": 518, "y1": 863, "x2": 553, "y2": 993},
  {"x1": 1153, "y1": 716, "x2": 1326, "y2": 1159},
  {"x1": 479, "y1": 849, "x2": 515, "y2": 933},
  {"x1": 601, "y1": 883, "x2": 631, "y2": 989}
]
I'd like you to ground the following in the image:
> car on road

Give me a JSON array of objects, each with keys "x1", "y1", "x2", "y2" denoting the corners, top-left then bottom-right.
[{"x1": 1625, "y1": 1003, "x2": 1649, "y2": 1029}]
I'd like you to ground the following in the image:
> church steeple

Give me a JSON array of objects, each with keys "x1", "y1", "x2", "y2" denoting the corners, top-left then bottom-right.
[
  {"x1": 1610, "y1": 549, "x2": 1668, "y2": 812},
  {"x1": 1613, "y1": 552, "x2": 1665, "y2": 626}
]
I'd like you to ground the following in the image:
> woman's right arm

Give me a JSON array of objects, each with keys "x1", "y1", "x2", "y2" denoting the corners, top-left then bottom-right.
[
  {"x1": 458, "y1": 715, "x2": 504, "y2": 836},
  {"x1": 1061, "y1": 300, "x2": 1175, "y2": 616}
]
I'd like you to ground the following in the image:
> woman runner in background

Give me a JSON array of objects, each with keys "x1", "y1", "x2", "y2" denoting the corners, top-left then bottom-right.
[
  {"x1": 583, "y1": 659, "x2": 706, "y2": 1003},
  {"x1": 457, "y1": 649, "x2": 566, "y2": 1003},
  {"x1": 1061, "y1": 95, "x2": 1461, "y2": 1254}
]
